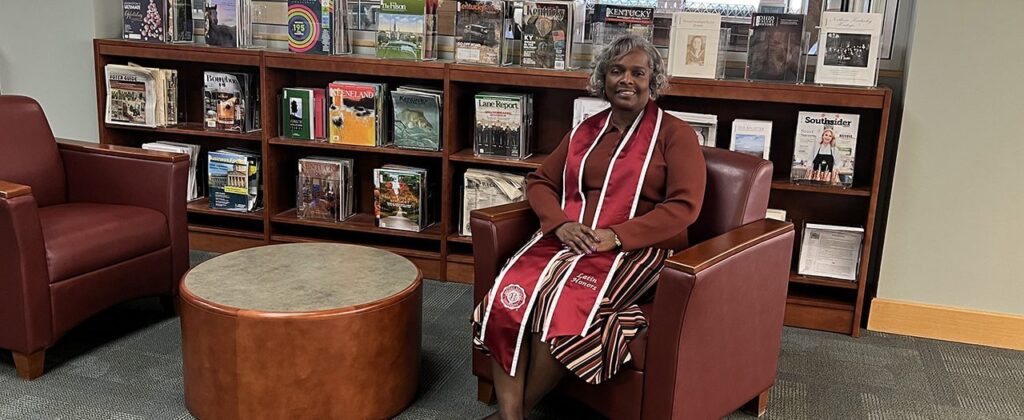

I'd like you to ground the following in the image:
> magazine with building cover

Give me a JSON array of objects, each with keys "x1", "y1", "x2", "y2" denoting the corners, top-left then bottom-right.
[
  {"x1": 591, "y1": 4, "x2": 654, "y2": 59},
  {"x1": 730, "y1": 119, "x2": 772, "y2": 159},
  {"x1": 667, "y1": 12, "x2": 722, "y2": 79},
  {"x1": 460, "y1": 168, "x2": 526, "y2": 235},
  {"x1": 814, "y1": 12, "x2": 882, "y2": 87},
  {"x1": 391, "y1": 86, "x2": 442, "y2": 151},
  {"x1": 791, "y1": 111, "x2": 859, "y2": 188},
  {"x1": 207, "y1": 149, "x2": 261, "y2": 212},
  {"x1": 455, "y1": 0, "x2": 504, "y2": 65},
  {"x1": 745, "y1": 13, "x2": 805, "y2": 82},
  {"x1": 521, "y1": 1, "x2": 571, "y2": 70},
  {"x1": 376, "y1": 0, "x2": 436, "y2": 60},
  {"x1": 105, "y1": 64, "x2": 159, "y2": 127},
  {"x1": 297, "y1": 156, "x2": 355, "y2": 221}
]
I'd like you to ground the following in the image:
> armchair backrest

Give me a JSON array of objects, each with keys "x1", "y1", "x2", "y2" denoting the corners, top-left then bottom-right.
[
  {"x1": 0, "y1": 95, "x2": 66, "y2": 207},
  {"x1": 688, "y1": 147, "x2": 772, "y2": 244}
]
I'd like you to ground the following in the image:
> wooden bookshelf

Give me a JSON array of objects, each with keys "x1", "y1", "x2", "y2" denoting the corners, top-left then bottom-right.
[{"x1": 94, "y1": 39, "x2": 894, "y2": 337}]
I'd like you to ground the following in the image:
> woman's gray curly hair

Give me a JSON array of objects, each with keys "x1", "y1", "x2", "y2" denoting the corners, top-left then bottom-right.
[{"x1": 588, "y1": 34, "x2": 668, "y2": 100}]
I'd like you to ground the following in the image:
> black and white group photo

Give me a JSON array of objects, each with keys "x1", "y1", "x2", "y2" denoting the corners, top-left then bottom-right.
[{"x1": 823, "y1": 32, "x2": 871, "y2": 68}]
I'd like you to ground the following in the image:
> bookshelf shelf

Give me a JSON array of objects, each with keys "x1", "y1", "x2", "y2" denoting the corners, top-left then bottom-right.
[
  {"x1": 272, "y1": 210, "x2": 442, "y2": 241},
  {"x1": 187, "y1": 198, "x2": 265, "y2": 220},
  {"x1": 771, "y1": 181, "x2": 872, "y2": 197},
  {"x1": 269, "y1": 137, "x2": 443, "y2": 158},
  {"x1": 447, "y1": 234, "x2": 474, "y2": 244},
  {"x1": 790, "y1": 272, "x2": 859, "y2": 290},
  {"x1": 105, "y1": 123, "x2": 263, "y2": 142},
  {"x1": 264, "y1": 51, "x2": 447, "y2": 79},
  {"x1": 94, "y1": 39, "x2": 894, "y2": 337},
  {"x1": 449, "y1": 149, "x2": 547, "y2": 170}
]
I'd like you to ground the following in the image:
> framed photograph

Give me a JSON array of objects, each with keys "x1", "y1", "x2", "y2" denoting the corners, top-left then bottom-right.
[{"x1": 814, "y1": 12, "x2": 883, "y2": 87}]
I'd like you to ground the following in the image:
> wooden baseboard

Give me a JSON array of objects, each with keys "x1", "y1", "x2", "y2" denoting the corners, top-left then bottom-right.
[{"x1": 868, "y1": 298, "x2": 1024, "y2": 351}]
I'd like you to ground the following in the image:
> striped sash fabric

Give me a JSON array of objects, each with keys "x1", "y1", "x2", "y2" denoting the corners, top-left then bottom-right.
[
  {"x1": 475, "y1": 101, "x2": 666, "y2": 381},
  {"x1": 473, "y1": 247, "x2": 669, "y2": 384}
]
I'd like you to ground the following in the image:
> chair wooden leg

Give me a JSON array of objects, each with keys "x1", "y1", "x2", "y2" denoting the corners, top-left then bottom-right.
[
  {"x1": 742, "y1": 388, "x2": 770, "y2": 417},
  {"x1": 477, "y1": 378, "x2": 496, "y2": 404},
  {"x1": 12, "y1": 350, "x2": 45, "y2": 380}
]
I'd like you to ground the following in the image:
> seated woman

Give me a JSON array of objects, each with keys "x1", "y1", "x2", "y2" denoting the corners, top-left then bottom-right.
[{"x1": 471, "y1": 35, "x2": 708, "y2": 419}]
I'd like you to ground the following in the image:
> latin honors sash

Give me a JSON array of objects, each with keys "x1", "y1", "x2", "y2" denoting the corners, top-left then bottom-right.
[{"x1": 480, "y1": 101, "x2": 663, "y2": 376}]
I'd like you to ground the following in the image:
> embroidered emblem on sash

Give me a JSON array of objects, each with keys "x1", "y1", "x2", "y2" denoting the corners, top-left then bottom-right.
[{"x1": 500, "y1": 284, "x2": 527, "y2": 310}]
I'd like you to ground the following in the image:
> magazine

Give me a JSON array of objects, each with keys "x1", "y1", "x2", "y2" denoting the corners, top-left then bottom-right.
[
  {"x1": 288, "y1": 0, "x2": 333, "y2": 54},
  {"x1": 474, "y1": 92, "x2": 532, "y2": 160},
  {"x1": 329, "y1": 81, "x2": 385, "y2": 146},
  {"x1": 124, "y1": 0, "x2": 167, "y2": 42},
  {"x1": 522, "y1": 1, "x2": 571, "y2": 70},
  {"x1": 391, "y1": 87, "x2": 442, "y2": 151},
  {"x1": 745, "y1": 13, "x2": 805, "y2": 82},
  {"x1": 455, "y1": 0, "x2": 504, "y2": 65},
  {"x1": 374, "y1": 165, "x2": 431, "y2": 231},
  {"x1": 105, "y1": 64, "x2": 159, "y2": 127},
  {"x1": 461, "y1": 169, "x2": 526, "y2": 235},
  {"x1": 591, "y1": 4, "x2": 654, "y2": 59},
  {"x1": 667, "y1": 110, "x2": 718, "y2": 147},
  {"x1": 791, "y1": 111, "x2": 860, "y2": 188},
  {"x1": 377, "y1": 0, "x2": 434, "y2": 60},
  {"x1": 798, "y1": 223, "x2": 864, "y2": 281},
  {"x1": 572, "y1": 97, "x2": 609, "y2": 128},
  {"x1": 730, "y1": 119, "x2": 772, "y2": 159}
]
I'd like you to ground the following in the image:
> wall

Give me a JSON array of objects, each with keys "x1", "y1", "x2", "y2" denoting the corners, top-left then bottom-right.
[
  {"x1": 0, "y1": 0, "x2": 120, "y2": 142},
  {"x1": 875, "y1": 0, "x2": 1024, "y2": 316}
]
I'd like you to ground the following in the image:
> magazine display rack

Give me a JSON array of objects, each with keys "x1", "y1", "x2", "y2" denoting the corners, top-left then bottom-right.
[{"x1": 93, "y1": 38, "x2": 892, "y2": 336}]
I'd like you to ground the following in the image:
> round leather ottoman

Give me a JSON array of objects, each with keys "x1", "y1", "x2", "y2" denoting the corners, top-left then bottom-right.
[{"x1": 179, "y1": 243, "x2": 422, "y2": 420}]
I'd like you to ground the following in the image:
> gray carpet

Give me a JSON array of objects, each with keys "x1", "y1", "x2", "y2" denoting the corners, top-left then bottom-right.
[{"x1": 1, "y1": 251, "x2": 1022, "y2": 419}]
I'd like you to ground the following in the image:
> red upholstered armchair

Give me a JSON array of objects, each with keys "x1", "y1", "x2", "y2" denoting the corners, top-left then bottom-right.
[
  {"x1": 471, "y1": 147, "x2": 795, "y2": 419},
  {"x1": 0, "y1": 95, "x2": 189, "y2": 379}
]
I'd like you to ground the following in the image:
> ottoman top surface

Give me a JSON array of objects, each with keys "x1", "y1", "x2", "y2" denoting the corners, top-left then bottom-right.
[{"x1": 183, "y1": 243, "x2": 419, "y2": 312}]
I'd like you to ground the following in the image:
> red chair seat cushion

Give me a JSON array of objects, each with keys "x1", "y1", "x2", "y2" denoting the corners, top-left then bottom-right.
[{"x1": 37, "y1": 203, "x2": 169, "y2": 282}]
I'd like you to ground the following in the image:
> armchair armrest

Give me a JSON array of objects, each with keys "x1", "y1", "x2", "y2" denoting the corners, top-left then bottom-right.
[
  {"x1": 469, "y1": 201, "x2": 538, "y2": 303},
  {"x1": 641, "y1": 219, "x2": 794, "y2": 420},
  {"x1": 57, "y1": 138, "x2": 188, "y2": 163},
  {"x1": 0, "y1": 179, "x2": 32, "y2": 199},
  {"x1": 56, "y1": 138, "x2": 191, "y2": 289},
  {"x1": 0, "y1": 186, "x2": 53, "y2": 354}
]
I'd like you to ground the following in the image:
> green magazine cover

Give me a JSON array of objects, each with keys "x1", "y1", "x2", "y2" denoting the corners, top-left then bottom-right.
[
  {"x1": 282, "y1": 88, "x2": 314, "y2": 140},
  {"x1": 377, "y1": 0, "x2": 426, "y2": 60}
]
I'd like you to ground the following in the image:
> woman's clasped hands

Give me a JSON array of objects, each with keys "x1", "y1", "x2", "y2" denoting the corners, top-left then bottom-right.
[{"x1": 555, "y1": 222, "x2": 618, "y2": 255}]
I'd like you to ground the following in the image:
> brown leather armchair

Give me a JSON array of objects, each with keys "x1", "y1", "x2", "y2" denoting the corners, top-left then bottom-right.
[
  {"x1": 471, "y1": 147, "x2": 795, "y2": 419},
  {"x1": 0, "y1": 95, "x2": 189, "y2": 380}
]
